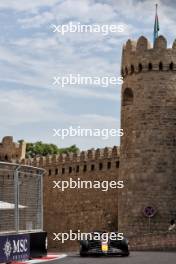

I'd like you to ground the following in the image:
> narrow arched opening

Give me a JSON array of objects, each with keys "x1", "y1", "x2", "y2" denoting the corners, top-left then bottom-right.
[
  {"x1": 123, "y1": 88, "x2": 134, "y2": 106},
  {"x1": 148, "y1": 63, "x2": 153, "y2": 71},
  {"x1": 169, "y1": 62, "x2": 174, "y2": 70},
  {"x1": 131, "y1": 65, "x2": 134, "y2": 74},
  {"x1": 159, "y1": 62, "x2": 163, "y2": 71},
  {"x1": 138, "y1": 63, "x2": 142, "y2": 72}
]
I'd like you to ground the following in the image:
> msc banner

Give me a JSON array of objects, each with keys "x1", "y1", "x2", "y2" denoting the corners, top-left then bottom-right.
[{"x1": 0, "y1": 233, "x2": 30, "y2": 263}]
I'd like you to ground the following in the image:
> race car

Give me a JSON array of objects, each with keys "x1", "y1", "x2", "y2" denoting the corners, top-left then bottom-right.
[{"x1": 79, "y1": 231, "x2": 129, "y2": 257}]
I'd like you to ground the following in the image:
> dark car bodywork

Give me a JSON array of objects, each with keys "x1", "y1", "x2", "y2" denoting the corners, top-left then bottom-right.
[{"x1": 79, "y1": 231, "x2": 129, "y2": 257}]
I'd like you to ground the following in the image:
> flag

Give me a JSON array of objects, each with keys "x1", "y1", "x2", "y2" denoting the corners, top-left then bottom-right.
[{"x1": 153, "y1": 4, "x2": 159, "y2": 45}]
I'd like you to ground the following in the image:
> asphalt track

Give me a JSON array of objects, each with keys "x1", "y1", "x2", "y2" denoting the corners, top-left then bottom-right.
[{"x1": 48, "y1": 251, "x2": 176, "y2": 264}]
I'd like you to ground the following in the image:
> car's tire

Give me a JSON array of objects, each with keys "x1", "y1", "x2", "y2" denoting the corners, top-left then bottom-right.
[
  {"x1": 80, "y1": 250, "x2": 88, "y2": 257},
  {"x1": 121, "y1": 251, "x2": 130, "y2": 257},
  {"x1": 80, "y1": 244, "x2": 88, "y2": 257}
]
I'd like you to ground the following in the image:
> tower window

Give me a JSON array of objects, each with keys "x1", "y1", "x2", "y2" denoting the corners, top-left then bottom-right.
[
  {"x1": 76, "y1": 165, "x2": 79, "y2": 173},
  {"x1": 99, "y1": 163, "x2": 103, "y2": 170},
  {"x1": 116, "y1": 161, "x2": 120, "y2": 168},
  {"x1": 83, "y1": 165, "x2": 87, "y2": 172},
  {"x1": 48, "y1": 169, "x2": 51, "y2": 176},
  {"x1": 69, "y1": 167, "x2": 72, "y2": 173},
  {"x1": 159, "y1": 62, "x2": 163, "y2": 71},
  {"x1": 148, "y1": 63, "x2": 153, "y2": 71},
  {"x1": 131, "y1": 65, "x2": 134, "y2": 74},
  {"x1": 123, "y1": 88, "x2": 134, "y2": 106},
  {"x1": 138, "y1": 63, "x2": 142, "y2": 72},
  {"x1": 169, "y1": 62, "x2": 174, "y2": 70},
  {"x1": 107, "y1": 162, "x2": 111, "y2": 169},
  {"x1": 62, "y1": 168, "x2": 65, "y2": 174},
  {"x1": 55, "y1": 168, "x2": 58, "y2": 175},
  {"x1": 91, "y1": 164, "x2": 95, "y2": 171}
]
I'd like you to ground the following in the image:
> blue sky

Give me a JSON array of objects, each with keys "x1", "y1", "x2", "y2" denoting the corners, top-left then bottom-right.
[{"x1": 0, "y1": 0, "x2": 175, "y2": 150}]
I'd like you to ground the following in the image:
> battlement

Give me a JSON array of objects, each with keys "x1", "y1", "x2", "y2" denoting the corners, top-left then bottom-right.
[
  {"x1": 121, "y1": 35, "x2": 176, "y2": 78},
  {"x1": 0, "y1": 136, "x2": 26, "y2": 162},
  {"x1": 21, "y1": 146, "x2": 120, "y2": 168}
]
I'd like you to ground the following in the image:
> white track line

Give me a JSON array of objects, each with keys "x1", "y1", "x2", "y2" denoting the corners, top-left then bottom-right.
[{"x1": 13, "y1": 254, "x2": 67, "y2": 264}]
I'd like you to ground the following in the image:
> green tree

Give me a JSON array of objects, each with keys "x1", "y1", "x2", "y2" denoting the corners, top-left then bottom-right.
[
  {"x1": 59, "y1": 145, "x2": 79, "y2": 154},
  {"x1": 25, "y1": 141, "x2": 79, "y2": 158}
]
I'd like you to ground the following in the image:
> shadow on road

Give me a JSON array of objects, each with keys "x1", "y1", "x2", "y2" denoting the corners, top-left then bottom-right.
[{"x1": 50, "y1": 251, "x2": 176, "y2": 264}]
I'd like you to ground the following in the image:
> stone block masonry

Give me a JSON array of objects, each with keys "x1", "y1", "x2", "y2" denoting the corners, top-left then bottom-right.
[
  {"x1": 119, "y1": 35, "x2": 176, "y2": 237},
  {"x1": 129, "y1": 232, "x2": 176, "y2": 251}
]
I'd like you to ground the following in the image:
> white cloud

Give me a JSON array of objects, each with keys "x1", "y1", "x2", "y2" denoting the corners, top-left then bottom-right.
[
  {"x1": 0, "y1": 90, "x2": 57, "y2": 125},
  {"x1": 18, "y1": 12, "x2": 54, "y2": 29},
  {"x1": 53, "y1": 0, "x2": 117, "y2": 23},
  {"x1": 0, "y1": 0, "x2": 61, "y2": 12}
]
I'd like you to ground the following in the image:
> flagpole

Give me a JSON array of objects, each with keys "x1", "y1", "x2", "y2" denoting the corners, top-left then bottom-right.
[{"x1": 153, "y1": 3, "x2": 159, "y2": 46}]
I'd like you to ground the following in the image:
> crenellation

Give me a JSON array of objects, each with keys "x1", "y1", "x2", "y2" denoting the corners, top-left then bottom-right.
[
  {"x1": 28, "y1": 158, "x2": 33, "y2": 166},
  {"x1": 80, "y1": 151, "x2": 86, "y2": 161},
  {"x1": 0, "y1": 136, "x2": 26, "y2": 162},
  {"x1": 95, "y1": 148, "x2": 100, "y2": 158},
  {"x1": 103, "y1": 147, "x2": 109, "y2": 158},
  {"x1": 87, "y1": 149, "x2": 93, "y2": 159},
  {"x1": 72, "y1": 152, "x2": 78, "y2": 161},
  {"x1": 18, "y1": 146, "x2": 120, "y2": 171},
  {"x1": 51, "y1": 154, "x2": 58, "y2": 164},
  {"x1": 58, "y1": 153, "x2": 64, "y2": 163},
  {"x1": 136, "y1": 36, "x2": 150, "y2": 52},
  {"x1": 121, "y1": 36, "x2": 176, "y2": 78},
  {"x1": 38, "y1": 146, "x2": 121, "y2": 177},
  {"x1": 112, "y1": 146, "x2": 119, "y2": 157},
  {"x1": 125, "y1": 39, "x2": 137, "y2": 53},
  {"x1": 154, "y1": 35, "x2": 167, "y2": 49},
  {"x1": 46, "y1": 155, "x2": 52, "y2": 165},
  {"x1": 68, "y1": 152, "x2": 74, "y2": 161},
  {"x1": 40, "y1": 156, "x2": 46, "y2": 166},
  {"x1": 33, "y1": 156, "x2": 38, "y2": 167}
]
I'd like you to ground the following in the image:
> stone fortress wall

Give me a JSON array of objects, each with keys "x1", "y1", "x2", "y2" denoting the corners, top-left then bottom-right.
[
  {"x1": 0, "y1": 136, "x2": 120, "y2": 250},
  {"x1": 23, "y1": 146, "x2": 120, "y2": 250}
]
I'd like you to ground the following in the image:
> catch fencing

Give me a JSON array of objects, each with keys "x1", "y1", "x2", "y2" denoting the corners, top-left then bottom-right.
[{"x1": 0, "y1": 162, "x2": 45, "y2": 234}]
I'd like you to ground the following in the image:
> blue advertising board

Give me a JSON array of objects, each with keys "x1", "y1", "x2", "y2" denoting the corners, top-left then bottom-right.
[{"x1": 0, "y1": 233, "x2": 30, "y2": 263}]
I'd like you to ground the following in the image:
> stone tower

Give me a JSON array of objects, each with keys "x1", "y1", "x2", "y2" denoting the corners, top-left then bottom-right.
[
  {"x1": 118, "y1": 35, "x2": 176, "y2": 236},
  {"x1": 0, "y1": 136, "x2": 26, "y2": 162}
]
